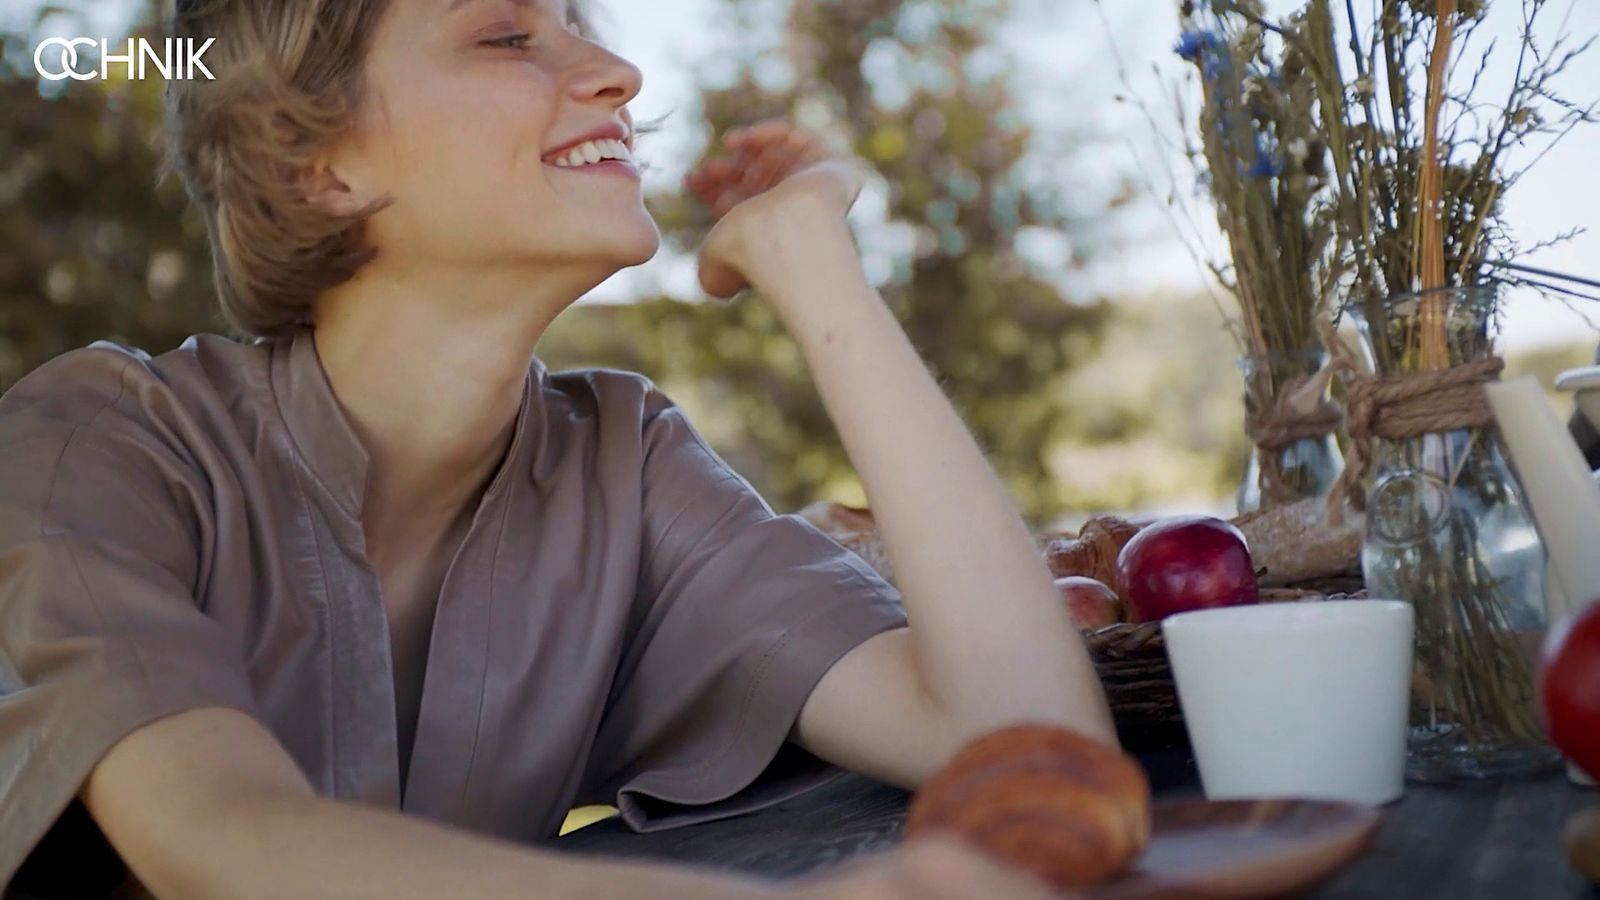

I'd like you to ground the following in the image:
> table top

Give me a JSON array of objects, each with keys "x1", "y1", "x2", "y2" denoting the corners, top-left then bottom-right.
[{"x1": 557, "y1": 747, "x2": 1600, "y2": 897}]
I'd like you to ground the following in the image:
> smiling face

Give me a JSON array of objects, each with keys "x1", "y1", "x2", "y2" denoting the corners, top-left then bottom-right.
[{"x1": 318, "y1": 0, "x2": 660, "y2": 289}]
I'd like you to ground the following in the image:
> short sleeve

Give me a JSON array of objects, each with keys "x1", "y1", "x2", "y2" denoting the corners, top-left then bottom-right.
[
  {"x1": 578, "y1": 383, "x2": 908, "y2": 832},
  {"x1": 0, "y1": 372, "x2": 262, "y2": 893}
]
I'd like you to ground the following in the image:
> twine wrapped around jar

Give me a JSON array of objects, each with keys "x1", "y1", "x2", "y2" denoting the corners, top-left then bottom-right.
[
  {"x1": 1330, "y1": 356, "x2": 1505, "y2": 518},
  {"x1": 1243, "y1": 380, "x2": 1345, "y2": 451},
  {"x1": 1242, "y1": 364, "x2": 1346, "y2": 509}
]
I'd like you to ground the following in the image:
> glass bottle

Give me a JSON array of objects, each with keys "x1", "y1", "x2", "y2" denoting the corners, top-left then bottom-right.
[
  {"x1": 1235, "y1": 348, "x2": 1345, "y2": 513},
  {"x1": 1347, "y1": 284, "x2": 1559, "y2": 781}
]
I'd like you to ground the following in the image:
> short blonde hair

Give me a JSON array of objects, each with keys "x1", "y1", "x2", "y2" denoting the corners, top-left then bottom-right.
[{"x1": 159, "y1": 0, "x2": 598, "y2": 340}]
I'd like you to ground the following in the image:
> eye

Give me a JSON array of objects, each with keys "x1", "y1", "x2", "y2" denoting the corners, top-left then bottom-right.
[{"x1": 481, "y1": 32, "x2": 532, "y2": 50}]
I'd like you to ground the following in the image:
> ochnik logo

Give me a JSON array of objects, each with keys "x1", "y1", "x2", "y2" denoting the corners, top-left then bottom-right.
[{"x1": 33, "y1": 37, "x2": 216, "y2": 82}]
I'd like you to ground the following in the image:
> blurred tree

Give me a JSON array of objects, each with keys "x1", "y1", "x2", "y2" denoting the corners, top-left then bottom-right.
[
  {"x1": 545, "y1": 0, "x2": 1116, "y2": 527},
  {"x1": 0, "y1": 5, "x2": 227, "y2": 393},
  {"x1": 1, "y1": 0, "x2": 1117, "y2": 527}
]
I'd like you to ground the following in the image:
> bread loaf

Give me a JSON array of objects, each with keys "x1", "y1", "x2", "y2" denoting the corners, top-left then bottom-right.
[
  {"x1": 797, "y1": 496, "x2": 1363, "y2": 594},
  {"x1": 1231, "y1": 496, "x2": 1363, "y2": 586}
]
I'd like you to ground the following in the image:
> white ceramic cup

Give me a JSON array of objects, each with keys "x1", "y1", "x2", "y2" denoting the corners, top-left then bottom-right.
[{"x1": 1163, "y1": 599, "x2": 1414, "y2": 806}]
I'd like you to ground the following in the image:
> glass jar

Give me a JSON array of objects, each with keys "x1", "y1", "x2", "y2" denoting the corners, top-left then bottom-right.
[
  {"x1": 1235, "y1": 348, "x2": 1345, "y2": 514},
  {"x1": 1347, "y1": 284, "x2": 1559, "y2": 781}
]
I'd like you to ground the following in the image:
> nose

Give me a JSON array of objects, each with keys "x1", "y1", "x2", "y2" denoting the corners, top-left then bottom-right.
[{"x1": 567, "y1": 44, "x2": 643, "y2": 110}]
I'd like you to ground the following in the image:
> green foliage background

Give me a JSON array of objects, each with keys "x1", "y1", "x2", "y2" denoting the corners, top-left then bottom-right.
[
  {"x1": 545, "y1": 0, "x2": 1117, "y2": 523},
  {"x1": 1, "y1": 0, "x2": 1263, "y2": 530}
]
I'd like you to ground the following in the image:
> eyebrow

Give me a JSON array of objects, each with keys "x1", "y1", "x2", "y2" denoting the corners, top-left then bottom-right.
[
  {"x1": 447, "y1": 0, "x2": 564, "y2": 13},
  {"x1": 448, "y1": 0, "x2": 523, "y2": 11}
]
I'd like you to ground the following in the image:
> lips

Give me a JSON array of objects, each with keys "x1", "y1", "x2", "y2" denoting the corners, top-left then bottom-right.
[{"x1": 542, "y1": 122, "x2": 630, "y2": 165}]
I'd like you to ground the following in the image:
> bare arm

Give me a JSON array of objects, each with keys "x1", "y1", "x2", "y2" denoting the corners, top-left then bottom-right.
[
  {"x1": 78, "y1": 706, "x2": 1054, "y2": 898},
  {"x1": 80, "y1": 707, "x2": 776, "y2": 899},
  {"x1": 690, "y1": 122, "x2": 1116, "y2": 790},
  {"x1": 781, "y1": 220, "x2": 1114, "y2": 785}
]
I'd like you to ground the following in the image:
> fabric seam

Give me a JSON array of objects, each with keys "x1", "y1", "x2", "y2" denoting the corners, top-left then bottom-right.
[
  {"x1": 286, "y1": 463, "x2": 342, "y2": 798},
  {"x1": 39, "y1": 360, "x2": 148, "y2": 698},
  {"x1": 686, "y1": 598, "x2": 838, "y2": 778},
  {"x1": 457, "y1": 485, "x2": 513, "y2": 817}
]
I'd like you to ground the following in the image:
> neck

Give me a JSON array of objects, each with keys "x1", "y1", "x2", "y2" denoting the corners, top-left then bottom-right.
[{"x1": 308, "y1": 259, "x2": 593, "y2": 547}]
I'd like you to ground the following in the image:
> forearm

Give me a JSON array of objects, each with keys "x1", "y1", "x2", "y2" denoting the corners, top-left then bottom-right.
[
  {"x1": 157, "y1": 791, "x2": 774, "y2": 900},
  {"x1": 758, "y1": 215, "x2": 1114, "y2": 744}
]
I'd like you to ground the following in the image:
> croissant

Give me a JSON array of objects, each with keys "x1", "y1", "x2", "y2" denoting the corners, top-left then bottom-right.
[
  {"x1": 800, "y1": 503, "x2": 1143, "y2": 593},
  {"x1": 797, "y1": 501, "x2": 896, "y2": 584},
  {"x1": 796, "y1": 499, "x2": 876, "y2": 534},
  {"x1": 1039, "y1": 515, "x2": 1142, "y2": 592},
  {"x1": 906, "y1": 723, "x2": 1152, "y2": 889}
]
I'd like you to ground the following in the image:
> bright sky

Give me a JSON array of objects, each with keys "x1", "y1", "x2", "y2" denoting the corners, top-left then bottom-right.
[{"x1": 16, "y1": 0, "x2": 1600, "y2": 353}]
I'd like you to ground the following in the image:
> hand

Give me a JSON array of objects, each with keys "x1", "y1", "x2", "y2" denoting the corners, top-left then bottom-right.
[
  {"x1": 685, "y1": 119, "x2": 866, "y2": 300},
  {"x1": 780, "y1": 837, "x2": 1074, "y2": 900}
]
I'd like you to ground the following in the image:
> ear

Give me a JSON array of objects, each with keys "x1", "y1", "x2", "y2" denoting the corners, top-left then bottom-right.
[
  {"x1": 296, "y1": 160, "x2": 370, "y2": 219},
  {"x1": 295, "y1": 131, "x2": 381, "y2": 219}
]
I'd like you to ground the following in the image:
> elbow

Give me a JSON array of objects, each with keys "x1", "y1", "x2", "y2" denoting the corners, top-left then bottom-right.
[
  {"x1": 931, "y1": 685, "x2": 1119, "y2": 762},
  {"x1": 114, "y1": 787, "x2": 321, "y2": 900}
]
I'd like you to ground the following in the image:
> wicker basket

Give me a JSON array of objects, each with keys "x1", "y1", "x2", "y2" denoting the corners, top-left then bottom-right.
[
  {"x1": 1089, "y1": 583, "x2": 1368, "y2": 749},
  {"x1": 1084, "y1": 621, "x2": 1183, "y2": 748},
  {"x1": 794, "y1": 503, "x2": 1371, "y2": 748}
]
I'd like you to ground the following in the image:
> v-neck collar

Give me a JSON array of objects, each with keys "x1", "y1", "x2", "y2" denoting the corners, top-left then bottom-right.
[
  {"x1": 268, "y1": 326, "x2": 554, "y2": 521},
  {"x1": 269, "y1": 327, "x2": 371, "y2": 519},
  {"x1": 266, "y1": 325, "x2": 556, "y2": 813}
]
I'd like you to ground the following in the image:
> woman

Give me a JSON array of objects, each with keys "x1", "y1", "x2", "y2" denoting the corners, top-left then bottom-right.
[{"x1": 0, "y1": 0, "x2": 1114, "y2": 896}]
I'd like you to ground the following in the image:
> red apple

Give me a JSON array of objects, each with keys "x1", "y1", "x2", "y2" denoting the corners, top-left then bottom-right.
[
  {"x1": 1055, "y1": 576, "x2": 1122, "y2": 630},
  {"x1": 1538, "y1": 600, "x2": 1600, "y2": 780},
  {"x1": 1115, "y1": 515, "x2": 1258, "y2": 623}
]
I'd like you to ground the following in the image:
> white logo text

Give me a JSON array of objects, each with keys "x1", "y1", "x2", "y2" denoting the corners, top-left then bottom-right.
[{"x1": 33, "y1": 37, "x2": 216, "y2": 82}]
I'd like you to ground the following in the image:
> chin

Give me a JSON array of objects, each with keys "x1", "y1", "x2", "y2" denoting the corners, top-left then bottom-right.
[
  {"x1": 570, "y1": 227, "x2": 659, "y2": 286},
  {"x1": 612, "y1": 216, "x2": 662, "y2": 266}
]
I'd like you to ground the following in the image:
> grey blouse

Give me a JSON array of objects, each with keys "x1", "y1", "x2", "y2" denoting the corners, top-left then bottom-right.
[{"x1": 0, "y1": 327, "x2": 907, "y2": 895}]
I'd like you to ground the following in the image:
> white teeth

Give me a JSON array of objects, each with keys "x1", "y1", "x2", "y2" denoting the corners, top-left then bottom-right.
[{"x1": 550, "y1": 137, "x2": 634, "y2": 167}]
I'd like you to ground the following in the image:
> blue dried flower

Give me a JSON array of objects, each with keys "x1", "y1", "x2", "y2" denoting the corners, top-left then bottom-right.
[
  {"x1": 1175, "y1": 31, "x2": 1205, "y2": 61},
  {"x1": 1175, "y1": 29, "x2": 1221, "y2": 63},
  {"x1": 1247, "y1": 150, "x2": 1283, "y2": 179}
]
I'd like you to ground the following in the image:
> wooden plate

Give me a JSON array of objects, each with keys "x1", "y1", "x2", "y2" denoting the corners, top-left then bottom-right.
[{"x1": 1094, "y1": 798, "x2": 1381, "y2": 899}]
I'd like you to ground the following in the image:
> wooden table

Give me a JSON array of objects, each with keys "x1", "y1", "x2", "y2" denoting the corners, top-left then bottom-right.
[{"x1": 557, "y1": 747, "x2": 1600, "y2": 897}]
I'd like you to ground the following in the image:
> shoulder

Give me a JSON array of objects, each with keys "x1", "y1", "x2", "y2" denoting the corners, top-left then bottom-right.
[
  {"x1": 530, "y1": 363, "x2": 721, "y2": 492},
  {"x1": 0, "y1": 335, "x2": 258, "y2": 539},
  {"x1": 1, "y1": 340, "x2": 147, "y2": 448},
  {"x1": 537, "y1": 361, "x2": 682, "y2": 429},
  {"x1": 0, "y1": 333, "x2": 261, "y2": 452}
]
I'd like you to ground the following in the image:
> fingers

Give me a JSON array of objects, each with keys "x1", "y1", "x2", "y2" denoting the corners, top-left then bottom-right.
[
  {"x1": 686, "y1": 153, "x2": 749, "y2": 215},
  {"x1": 710, "y1": 167, "x2": 750, "y2": 217},
  {"x1": 789, "y1": 838, "x2": 1076, "y2": 900},
  {"x1": 686, "y1": 119, "x2": 834, "y2": 217},
  {"x1": 688, "y1": 168, "x2": 748, "y2": 218},
  {"x1": 896, "y1": 838, "x2": 1070, "y2": 899},
  {"x1": 741, "y1": 127, "x2": 822, "y2": 195},
  {"x1": 686, "y1": 157, "x2": 739, "y2": 204},
  {"x1": 723, "y1": 117, "x2": 794, "y2": 152}
]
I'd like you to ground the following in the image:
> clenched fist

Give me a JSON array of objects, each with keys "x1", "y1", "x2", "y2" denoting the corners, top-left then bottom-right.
[{"x1": 685, "y1": 119, "x2": 866, "y2": 300}]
